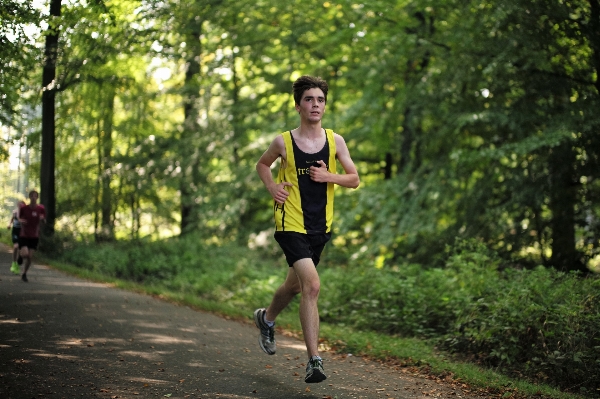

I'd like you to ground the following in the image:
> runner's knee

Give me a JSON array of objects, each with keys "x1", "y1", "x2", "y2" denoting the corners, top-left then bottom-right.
[{"x1": 302, "y1": 280, "x2": 320, "y2": 298}]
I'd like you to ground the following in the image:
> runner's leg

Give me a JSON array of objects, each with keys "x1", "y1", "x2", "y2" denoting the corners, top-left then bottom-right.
[
  {"x1": 292, "y1": 258, "x2": 321, "y2": 358},
  {"x1": 266, "y1": 267, "x2": 301, "y2": 321},
  {"x1": 22, "y1": 247, "x2": 32, "y2": 274}
]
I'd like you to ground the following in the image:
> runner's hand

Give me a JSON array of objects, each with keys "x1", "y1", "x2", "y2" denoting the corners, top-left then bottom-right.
[
  {"x1": 310, "y1": 160, "x2": 329, "y2": 183},
  {"x1": 270, "y1": 182, "x2": 293, "y2": 205}
]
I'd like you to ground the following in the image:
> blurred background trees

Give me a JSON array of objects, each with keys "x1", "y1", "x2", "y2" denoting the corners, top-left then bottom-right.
[{"x1": 1, "y1": 0, "x2": 599, "y2": 273}]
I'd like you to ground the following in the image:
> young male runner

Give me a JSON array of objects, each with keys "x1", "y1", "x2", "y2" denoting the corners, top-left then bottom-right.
[{"x1": 254, "y1": 75, "x2": 360, "y2": 383}]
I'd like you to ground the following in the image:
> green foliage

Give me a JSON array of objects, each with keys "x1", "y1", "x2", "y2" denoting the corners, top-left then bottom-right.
[
  {"x1": 447, "y1": 265, "x2": 600, "y2": 390},
  {"x1": 319, "y1": 239, "x2": 501, "y2": 337},
  {"x1": 0, "y1": 0, "x2": 42, "y2": 125},
  {"x1": 4, "y1": 0, "x2": 599, "y2": 274},
  {"x1": 53, "y1": 233, "x2": 286, "y2": 307},
  {"x1": 319, "y1": 239, "x2": 599, "y2": 393}
]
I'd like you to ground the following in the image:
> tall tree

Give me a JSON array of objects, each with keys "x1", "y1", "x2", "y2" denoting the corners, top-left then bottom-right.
[
  {"x1": 179, "y1": 12, "x2": 203, "y2": 235},
  {"x1": 99, "y1": 82, "x2": 116, "y2": 240},
  {"x1": 40, "y1": 0, "x2": 61, "y2": 234}
]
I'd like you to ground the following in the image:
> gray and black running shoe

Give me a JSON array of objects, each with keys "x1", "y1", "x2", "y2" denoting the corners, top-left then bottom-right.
[
  {"x1": 305, "y1": 356, "x2": 327, "y2": 383},
  {"x1": 253, "y1": 308, "x2": 276, "y2": 355}
]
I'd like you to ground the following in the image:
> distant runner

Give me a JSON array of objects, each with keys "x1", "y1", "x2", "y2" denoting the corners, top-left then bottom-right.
[
  {"x1": 7, "y1": 200, "x2": 25, "y2": 274},
  {"x1": 18, "y1": 190, "x2": 46, "y2": 282}
]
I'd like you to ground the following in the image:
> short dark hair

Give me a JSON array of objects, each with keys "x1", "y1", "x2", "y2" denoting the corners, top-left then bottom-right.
[{"x1": 292, "y1": 76, "x2": 328, "y2": 105}]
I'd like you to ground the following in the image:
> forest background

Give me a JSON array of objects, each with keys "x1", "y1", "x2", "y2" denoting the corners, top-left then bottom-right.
[{"x1": 1, "y1": 0, "x2": 599, "y2": 397}]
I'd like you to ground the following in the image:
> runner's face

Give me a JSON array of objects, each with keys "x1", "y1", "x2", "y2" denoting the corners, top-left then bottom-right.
[{"x1": 296, "y1": 88, "x2": 326, "y2": 123}]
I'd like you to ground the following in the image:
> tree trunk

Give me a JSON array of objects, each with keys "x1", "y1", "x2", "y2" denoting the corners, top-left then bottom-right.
[
  {"x1": 548, "y1": 143, "x2": 586, "y2": 272},
  {"x1": 100, "y1": 84, "x2": 116, "y2": 241},
  {"x1": 40, "y1": 0, "x2": 61, "y2": 235},
  {"x1": 399, "y1": 107, "x2": 413, "y2": 173},
  {"x1": 94, "y1": 119, "x2": 101, "y2": 241},
  {"x1": 231, "y1": 52, "x2": 241, "y2": 164},
  {"x1": 384, "y1": 152, "x2": 393, "y2": 180},
  {"x1": 179, "y1": 20, "x2": 202, "y2": 235}
]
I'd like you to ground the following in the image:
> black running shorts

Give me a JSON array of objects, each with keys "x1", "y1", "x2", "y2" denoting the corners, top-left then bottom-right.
[
  {"x1": 18, "y1": 237, "x2": 39, "y2": 250},
  {"x1": 274, "y1": 232, "x2": 331, "y2": 267}
]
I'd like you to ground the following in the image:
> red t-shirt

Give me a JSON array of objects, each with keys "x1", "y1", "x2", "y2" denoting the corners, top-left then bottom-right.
[{"x1": 19, "y1": 204, "x2": 46, "y2": 238}]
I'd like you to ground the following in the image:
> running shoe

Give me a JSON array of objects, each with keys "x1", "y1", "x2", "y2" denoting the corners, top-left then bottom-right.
[
  {"x1": 253, "y1": 308, "x2": 276, "y2": 355},
  {"x1": 305, "y1": 356, "x2": 327, "y2": 383},
  {"x1": 10, "y1": 262, "x2": 20, "y2": 274},
  {"x1": 21, "y1": 273, "x2": 28, "y2": 282}
]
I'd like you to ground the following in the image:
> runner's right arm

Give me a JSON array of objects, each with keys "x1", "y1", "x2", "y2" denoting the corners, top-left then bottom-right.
[{"x1": 256, "y1": 135, "x2": 293, "y2": 205}]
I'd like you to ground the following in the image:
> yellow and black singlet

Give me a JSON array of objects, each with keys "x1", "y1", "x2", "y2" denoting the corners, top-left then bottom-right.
[{"x1": 274, "y1": 129, "x2": 337, "y2": 234}]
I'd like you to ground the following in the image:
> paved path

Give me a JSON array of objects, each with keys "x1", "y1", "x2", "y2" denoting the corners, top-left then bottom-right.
[{"x1": 0, "y1": 245, "x2": 476, "y2": 399}]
